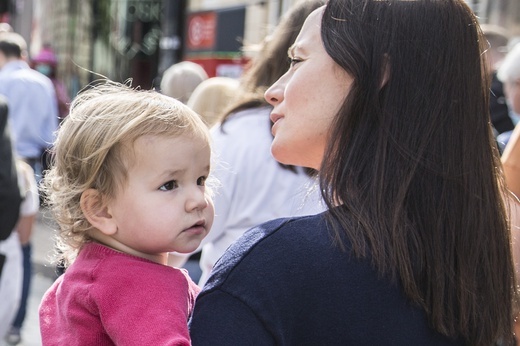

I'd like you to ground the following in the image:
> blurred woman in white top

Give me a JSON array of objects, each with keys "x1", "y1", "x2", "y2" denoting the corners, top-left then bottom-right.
[{"x1": 175, "y1": 0, "x2": 326, "y2": 286}]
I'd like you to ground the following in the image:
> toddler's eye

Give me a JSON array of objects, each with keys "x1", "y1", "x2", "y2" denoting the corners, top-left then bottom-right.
[
  {"x1": 197, "y1": 176, "x2": 207, "y2": 186},
  {"x1": 159, "y1": 180, "x2": 178, "y2": 191}
]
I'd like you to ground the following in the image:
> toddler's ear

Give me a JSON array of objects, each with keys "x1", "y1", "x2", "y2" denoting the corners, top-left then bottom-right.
[{"x1": 80, "y1": 189, "x2": 117, "y2": 235}]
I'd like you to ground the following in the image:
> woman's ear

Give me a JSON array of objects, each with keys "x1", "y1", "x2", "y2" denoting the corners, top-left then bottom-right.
[{"x1": 80, "y1": 188, "x2": 117, "y2": 235}]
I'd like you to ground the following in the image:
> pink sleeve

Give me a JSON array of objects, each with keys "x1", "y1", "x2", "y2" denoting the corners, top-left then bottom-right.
[{"x1": 92, "y1": 259, "x2": 200, "y2": 345}]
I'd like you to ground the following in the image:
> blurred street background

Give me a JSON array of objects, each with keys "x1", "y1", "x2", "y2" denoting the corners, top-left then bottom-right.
[{"x1": 0, "y1": 0, "x2": 518, "y2": 100}]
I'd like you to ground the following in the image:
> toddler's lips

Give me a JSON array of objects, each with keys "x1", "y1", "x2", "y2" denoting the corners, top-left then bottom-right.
[{"x1": 183, "y1": 220, "x2": 206, "y2": 235}]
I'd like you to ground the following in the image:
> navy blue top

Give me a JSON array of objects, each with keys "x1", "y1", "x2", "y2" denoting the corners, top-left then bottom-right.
[{"x1": 189, "y1": 212, "x2": 462, "y2": 345}]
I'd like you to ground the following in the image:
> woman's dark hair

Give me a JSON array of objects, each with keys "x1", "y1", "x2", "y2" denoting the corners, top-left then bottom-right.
[
  {"x1": 221, "y1": 0, "x2": 326, "y2": 122},
  {"x1": 320, "y1": 0, "x2": 515, "y2": 344}
]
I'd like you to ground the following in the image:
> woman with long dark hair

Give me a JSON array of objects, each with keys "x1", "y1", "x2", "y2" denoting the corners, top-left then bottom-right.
[{"x1": 189, "y1": 1, "x2": 516, "y2": 344}]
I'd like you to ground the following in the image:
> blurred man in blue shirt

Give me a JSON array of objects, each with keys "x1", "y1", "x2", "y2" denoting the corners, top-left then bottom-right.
[{"x1": 0, "y1": 32, "x2": 58, "y2": 180}]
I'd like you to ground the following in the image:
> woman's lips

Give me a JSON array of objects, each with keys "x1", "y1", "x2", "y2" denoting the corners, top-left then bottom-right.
[
  {"x1": 270, "y1": 113, "x2": 283, "y2": 135},
  {"x1": 270, "y1": 112, "x2": 283, "y2": 124}
]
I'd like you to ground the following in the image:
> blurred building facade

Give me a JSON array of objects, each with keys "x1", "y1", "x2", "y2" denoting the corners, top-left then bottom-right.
[{"x1": 0, "y1": 0, "x2": 518, "y2": 99}]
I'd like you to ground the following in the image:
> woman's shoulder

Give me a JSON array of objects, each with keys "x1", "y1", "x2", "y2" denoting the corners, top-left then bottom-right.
[
  {"x1": 202, "y1": 212, "x2": 334, "y2": 289},
  {"x1": 230, "y1": 212, "x2": 329, "y2": 253}
]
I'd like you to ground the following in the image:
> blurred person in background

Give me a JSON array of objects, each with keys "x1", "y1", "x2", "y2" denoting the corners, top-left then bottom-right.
[
  {"x1": 187, "y1": 77, "x2": 240, "y2": 128},
  {"x1": 170, "y1": 0, "x2": 326, "y2": 287},
  {"x1": 0, "y1": 94, "x2": 20, "y2": 248},
  {"x1": 31, "y1": 44, "x2": 71, "y2": 195},
  {"x1": 31, "y1": 44, "x2": 71, "y2": 121},
  {"x1": 498, "y1": 41, "x2": 520, "y2": 341},
  {"x1": 499, "y1": 43, "x2": 520, "y2": 199},
  {"x1": 0, "y1": 32, "x2": 59, "y2": 182},
  {"x1": 0, "y1": 96, "x2": 22, "y2": 342},
  {"x1": 481, "y1": 25, "x2": 515, "y2": 150},
  {"x1": 160, "y1": 61, "x2": 208, "y2": 104},
  {"x1": 4, "y1": 160, "x2": 39, "y2": 346},
  {"x1": 498, "y1": 43, "x2": 520, "y2": 121}
]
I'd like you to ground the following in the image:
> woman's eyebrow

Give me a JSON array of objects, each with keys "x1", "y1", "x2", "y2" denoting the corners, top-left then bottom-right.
[
  {"x1": 288, "y1": 44, "x2": 309, "y2": 58},
  {"x1": 288, "y1": 45, "x2": 296, "y2": 57}
]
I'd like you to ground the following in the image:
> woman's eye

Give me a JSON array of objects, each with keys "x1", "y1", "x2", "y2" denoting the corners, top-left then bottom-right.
[
  {"x1": 288, "y1": 57, "x2": 302, "y2": 67},
  {"x1": 197, "y1": 176, "x2": 207, "y2": 186},
  {"x1": 159, "y1": 180, "x2": 178, "y2": 191}
]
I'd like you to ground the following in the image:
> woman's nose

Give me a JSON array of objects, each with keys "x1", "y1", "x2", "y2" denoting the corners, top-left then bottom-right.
[{"x1": 265, "y1": 77, "x2": 285, "y2": 106}]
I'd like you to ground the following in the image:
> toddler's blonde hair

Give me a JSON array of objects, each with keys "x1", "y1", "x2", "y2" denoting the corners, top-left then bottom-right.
[{"x1": 43, "y1": 81, "x2": 210, "y2": 265}]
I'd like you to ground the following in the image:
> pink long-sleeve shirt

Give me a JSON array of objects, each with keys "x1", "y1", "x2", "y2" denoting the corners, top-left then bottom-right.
[{"x1": 39, "y1": 242, "x2": 200, "y2": 345}]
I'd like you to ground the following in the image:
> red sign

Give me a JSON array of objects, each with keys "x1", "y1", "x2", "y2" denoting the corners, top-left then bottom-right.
[
  {"x1": 187, "y1": 12, "x2": 216, "y2": 50},
  {"x1": 187, "y1": 57, "x2": 250, "y2": 78}
]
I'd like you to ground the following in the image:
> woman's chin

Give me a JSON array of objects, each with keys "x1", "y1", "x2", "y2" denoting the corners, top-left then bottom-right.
[
  {"x1": 271, "y1": 147, "x2": 317, "y2": 170},
  {"x1": 270, "y1": 144, "x2": 291, "y2": 166}
]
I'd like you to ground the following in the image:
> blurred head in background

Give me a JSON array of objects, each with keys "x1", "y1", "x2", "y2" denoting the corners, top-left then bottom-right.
[
  {"x1": 481, "y1": 24, "x2": 510, "y2": 73},
  {"x1": 160, "y1": 61, "x2": 208, "y2": 104},
  {"x1": 32, "y1": 44, "x2": 58, "y2": 78},
  {"x1": 187, "y1": 77, "x2": 239, "y2": 128},
  {"x1": 498, "y1": 43, "x2": 520, "y2": 114}
]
